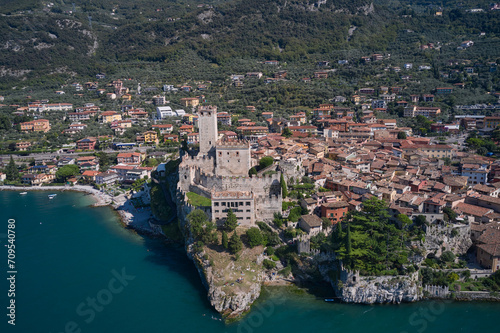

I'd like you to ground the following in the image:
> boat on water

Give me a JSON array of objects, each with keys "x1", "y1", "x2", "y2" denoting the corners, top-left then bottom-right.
[
  {"x1": 19, "y1": 192, "x2": 27, "y2": 195},
  {"x1": 324, "y1": 299, "x2": 335, "y2": 302},
  {"x1": 48, "y1": 194, "x2": 57, "y2": 199}
]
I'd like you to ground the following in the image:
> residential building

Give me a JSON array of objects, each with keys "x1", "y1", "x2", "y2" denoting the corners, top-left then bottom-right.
[
  {"x1": 100, "y1": 111, "x2": 122, "y2": 123},
  {"x1": 298, "y1": 215, "x2": 323, "y2": 235},
  {"x1": 95, "y1": 171, "x2": 119, "y2": 185},
  {"x1": 211, "y1": 191, "x2": 255, "y2": 226},
  {"x1": 20, "y1": 119, "x2": 51, "y2": 132},
  {"x1": 76, "y1": 137, "x2": 97, "y2": 151},
  {"x1": 152, "y1": 124, "x2": 173, "y2": 134},
  {"x1": 404, "y1": 106, "x2": 441, "y2": 118},
  {"x1": 117, "y1": 152, "x2": 143, "y2": 165},
  {"x1": 321, "y1": 201, "x2": 349, "y2": 224}
]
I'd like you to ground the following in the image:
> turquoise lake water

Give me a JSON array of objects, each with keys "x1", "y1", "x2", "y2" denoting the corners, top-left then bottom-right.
[{"x1": 1, "y1": 190, "x2": 498, "y2": 333}]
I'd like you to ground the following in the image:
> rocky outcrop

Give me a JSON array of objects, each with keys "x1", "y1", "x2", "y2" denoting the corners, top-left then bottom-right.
[
  {"x1": 166, "y1": 170, "x2": 263, "y2": 319},
  {"x1": 189, "y1": 248, "x2": 262, "y2": 318},
  {"x1": 320, "y1": 261, "x2": 421, "y2": 304},
  {"x1": 424, "y1": 223, "x2": 472, "y2": 257},
  {"x1": 336, "y1": 270, "x2": 421, "y2": 304}
]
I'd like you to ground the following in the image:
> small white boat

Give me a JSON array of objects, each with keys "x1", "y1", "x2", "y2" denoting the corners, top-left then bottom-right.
[
  {"x1": 48, "y1": 194, "x2": 57, "y2": 199},
  {"x1": 19, "y1": 192, "x2": 27, "y2": 195}
]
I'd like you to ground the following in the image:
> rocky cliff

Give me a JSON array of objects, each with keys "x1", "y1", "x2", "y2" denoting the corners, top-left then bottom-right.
[
  {"x1": 166, "y1": 171, "x2": 264, "y2": 319},
  {"x1": 424, "y1": 223, "x2": 472, "y2": 257},
  {"x1": 336, "y1": 271, "x2": 422, "y2": 304},
  {"x1": 320, "y1": 261, "x2": 421, "y2": 304},
  {"x1": 186, "y1": 244, "x2": 263, "y2": 318}
]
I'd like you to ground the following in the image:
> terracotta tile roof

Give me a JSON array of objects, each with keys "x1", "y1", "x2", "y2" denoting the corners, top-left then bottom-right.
[
  {"x1": 300, "y1": 215, "x2": 323, "y2": 228},
  {"x1": 454, "y1": 202, "x2": 493, "y2": 217}
]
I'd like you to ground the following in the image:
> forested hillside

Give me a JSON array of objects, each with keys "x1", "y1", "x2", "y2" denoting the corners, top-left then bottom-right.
[{"x1": 0, "y1": 0, "x2": 499, "y2": 90}]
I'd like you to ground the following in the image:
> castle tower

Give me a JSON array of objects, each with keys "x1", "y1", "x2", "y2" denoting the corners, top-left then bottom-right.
[
  {"x1": 215, "y1": 140, "x2": 251, "y2": 177},
  {"x1": 198, "y1": 105, "x2": 218, "y2": 156}
]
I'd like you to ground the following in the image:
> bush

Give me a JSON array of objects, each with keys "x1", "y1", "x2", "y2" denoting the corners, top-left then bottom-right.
[
  {"x1": 266, "y1": 246, "x2": 275, "y2": 256},
  {"x1": 441, "y1": 251, "x2": 456, "y2": 263},
  {"x1": 246, "y1": 227, "x2": 265, "y2": 248},
  {"x1": 259, "y1": 156, "x2": 274, "y2": 169},
  {"x1": 279, "y1": 266, "x2": 292, "y2": 277},
  {"x1": 263, "y1": 259, "x2": 276, "y2": 270}
]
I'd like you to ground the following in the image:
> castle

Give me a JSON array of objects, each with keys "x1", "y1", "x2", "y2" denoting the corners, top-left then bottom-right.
[{"x1": 178, "y1": 105, "x2": 282, "y2": 226}]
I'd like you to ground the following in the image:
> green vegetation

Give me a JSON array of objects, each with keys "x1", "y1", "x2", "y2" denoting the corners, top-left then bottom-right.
[
  {"x1": 224, "y1": 209, "x2": 238, "y2": 231},
  {"x1": 263, "y1": 259, "x2": 276, "y2": 270},
  {"x1": 256, "y1": 221, "x2": 281, "y2": 246},
  {"x1": 55, "y1": 164, "x2": 80, "y2": 182},
  {"x1": 335, "y1": 197, "x2": 425, "y2": 276},
  {"x1": 150, "y1": 184, "x2": 172, "y2": 221},
  {"x1": 246, "y1": 227, "x2": 265, "y2": 248},
  {"x1": 280, "y1": 173, "x2": 288, "y2": 198},
  {"x1": 228, "y1": 232, "x2": 243, "y2": 254},
  {"x1": 161, "y1": 222, "x2": 183, "y2": 242},
  {"x1": 186, "y1": 209, "x2": 217, "y2": 245},
  {"x1": 258, "y1": 156, "x2": 274, "y2": 170},
  {"x1": 222, "y1": 231, "x2": 229, "y2": 249},
  {"x1": 5, "y1": 156, "x2": 19, "y2": 181},
  {"x1": 186, "y1": 192, "x2": 211, "y2": 207}
]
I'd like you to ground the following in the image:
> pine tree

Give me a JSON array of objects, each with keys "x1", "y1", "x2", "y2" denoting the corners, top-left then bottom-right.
[
  {"x1": 222, "y1": 231, "x2": 228, "y2": 249},
  {"x1": 224, "y1": 209, "x2": 238, "y2": 231},
  {"x1": 6, "y1": 156, "x2": 19, "y2": 181},
  {"x1": 280, "y1": 173, "x2": 288, "y2": 198},
  {"x1": 228, "y1": 232, "x2": 243, "y2": 254}
]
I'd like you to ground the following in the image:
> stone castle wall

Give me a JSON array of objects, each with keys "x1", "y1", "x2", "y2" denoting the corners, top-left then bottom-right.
[
  {"x1": 215, "y1": 143, "x2": 251, "y2": 177},
  {"x1": 279, "y1": 158, "x2": 305, "y2": 182},
  {"x1": 337, "y1": 265, "x2": 421, "y2": 304}
]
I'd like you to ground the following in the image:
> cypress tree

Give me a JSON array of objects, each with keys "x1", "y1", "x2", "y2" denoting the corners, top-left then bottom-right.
[
  {"x1": 222, "y1": 231, "x2": 228, "y2": 249},
  {"x1": 228, "y1": 232, "x2": 243, "y2": 254},
  {"x1": 224, "y1": 209, "x2": 238, "y2": 231},
  {"x1": 6, "y1": 156, "x2": 19, "y2": 181},
  {"x1": 334, "y1": 221, "x2": 343, "y2": 243},
  {"x1": 280, "y1": 173, "x2": 288, "y2": 198},
  {"x1": 346, "y1": 224, "x2": 352, "y2": 255}
]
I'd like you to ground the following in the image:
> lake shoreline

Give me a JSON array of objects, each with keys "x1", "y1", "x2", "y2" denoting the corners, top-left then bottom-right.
[{"x1": 0, "y1": 184, "x2": 156, "y2": 234}]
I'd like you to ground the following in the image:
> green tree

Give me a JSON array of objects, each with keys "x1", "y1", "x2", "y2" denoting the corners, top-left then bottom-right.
[
  {"x1": 228, "y1": 232, "x2": 243, "y2": 254},
  {"x1": 273, "y1": 212, "x2": 284, "y2": 228},
  {"x1": 263, "y1": 259, "x2": 276, "y2": 269},
  {"x1": 333, "y1": 220, "x2": 343, "y2": 244},
  {"x1": 246, "y1": 227, "x2": 265, "y2": 248},
  {"x1": 259, "y1": 156, "x2": 274, "y2": 169},
  {"x1": 397, "y1": 131, "x2": 407, "y2": 139},
  {"x1": 282, "y1": 127, "x2": 292, "y2": 138},
  {"x1": 346, "y1": 224, "x2": 352, "y2": 255},
  {"x1": 55, "y1": 164, "x2": 80, "y2": 182},
  {"x1": 322, "y1": 217, "x2": 332, "y2": 229},
  {"x1": 224, "y1": 209, "x2": 238, "y2": 231},
  {"x1": 397, "y1": 214, "x2": 412, "y2": 230},
  {"x1": 443, "y1": 207, "x2": 457, "y2": 222},
  {"x1": 280, "y1": 173, "x2": 288, "y2": 197},
  {"x1": 222, "y1": 231, "x2": 228, "y2": 249},
  {"x1": 415, "y1": 215, "x2": 428, "y2": 227},
  {"x1": 5, "y1": 156, "x2": 19, "y2": 181},
  {"x1": 248, "y1": 167, "x2": 257, "y2": 176},
  {"x1": 441, "y1": 251, "x2": 455, "y2": 263},
  {"x1": 187, "y1": 209, "x2": 218, "y2": 244}
]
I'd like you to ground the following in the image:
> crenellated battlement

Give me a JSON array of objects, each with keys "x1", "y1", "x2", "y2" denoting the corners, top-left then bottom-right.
[{"x1": 216, "y1": 140, "x2": 250, "y2": 149}]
